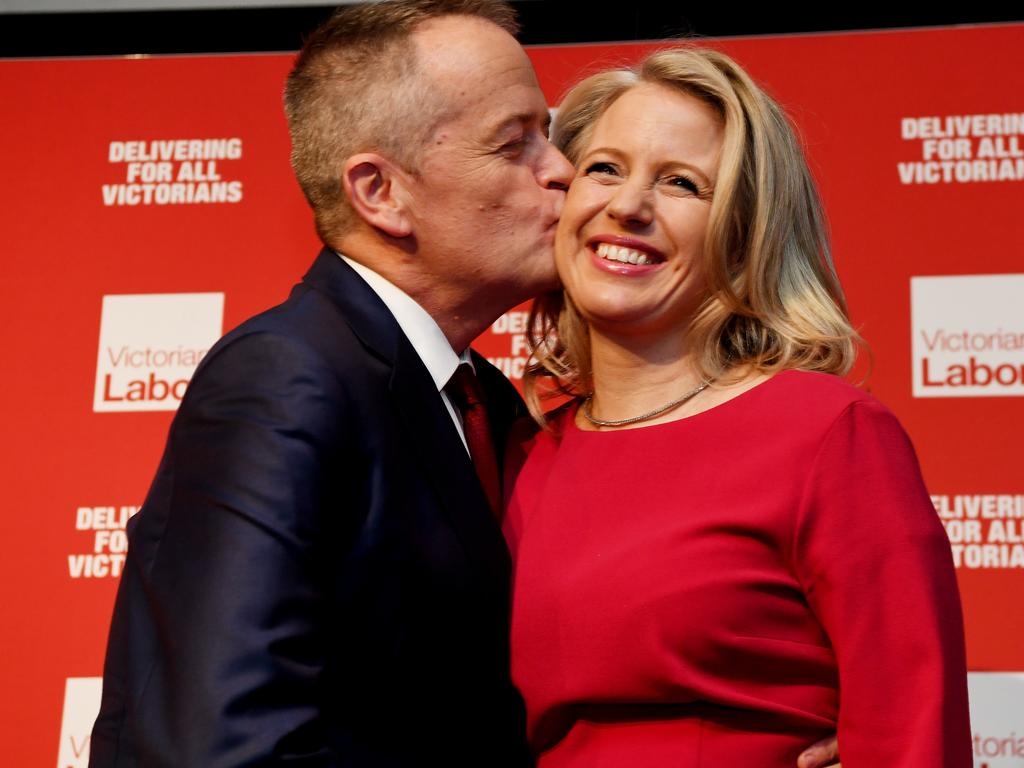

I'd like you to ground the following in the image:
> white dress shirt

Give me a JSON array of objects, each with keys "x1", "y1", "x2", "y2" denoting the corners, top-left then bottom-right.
[{"x1": 338, "y1": 253, "x2": 472, "y2": 453}]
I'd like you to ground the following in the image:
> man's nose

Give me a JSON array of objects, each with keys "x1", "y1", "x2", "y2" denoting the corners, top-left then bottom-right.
[{"x1": 538, "y1": 141, "x2": 574, "y2": 191}]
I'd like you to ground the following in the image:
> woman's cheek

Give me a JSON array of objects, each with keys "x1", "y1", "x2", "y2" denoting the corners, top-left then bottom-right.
[{"x1": 554, "y1": 231, "x2": 573, "y2": 276}]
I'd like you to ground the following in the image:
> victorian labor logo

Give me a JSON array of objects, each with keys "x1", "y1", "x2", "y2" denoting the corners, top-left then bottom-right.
[
  {"x1": 911, "y1": 274, "x2": 1024, "y2": 397},
  {"x1": 56, "y1": 677, "x2": 102, "y2": 768},
  {"x1": 93, "y1": 293, "x2": 224, "y2": 412},
  {"x1": 968, "y1": 673, "x2": 1024, "y2": 767}
]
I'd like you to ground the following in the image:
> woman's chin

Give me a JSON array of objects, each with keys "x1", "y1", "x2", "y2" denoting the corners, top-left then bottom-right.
[{"x1": 580, "y1": 308, "x2": 683, "y2": 341}]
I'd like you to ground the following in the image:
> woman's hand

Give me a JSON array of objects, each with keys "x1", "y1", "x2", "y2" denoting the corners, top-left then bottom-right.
[{"x1": 798, "y1": 735, "x2": 839, "y2": 768}]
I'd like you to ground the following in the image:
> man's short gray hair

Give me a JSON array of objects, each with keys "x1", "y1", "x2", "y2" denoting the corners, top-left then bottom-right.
[{"x1": 283, "y1": 0, "x2": 519, "y2": 246}]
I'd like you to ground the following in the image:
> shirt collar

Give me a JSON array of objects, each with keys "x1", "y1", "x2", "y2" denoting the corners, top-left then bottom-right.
[{"x1": 338, "y1": 252, "x2": 472, "y2": 391}]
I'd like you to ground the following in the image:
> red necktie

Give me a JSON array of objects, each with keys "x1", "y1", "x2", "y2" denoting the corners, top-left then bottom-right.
[{"x1": 445, "y1": 363, "x2": 501, "y2": 518}]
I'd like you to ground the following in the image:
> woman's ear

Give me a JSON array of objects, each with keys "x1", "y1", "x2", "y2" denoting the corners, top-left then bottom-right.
[{"x1": 342, "y1": 153, "x2": 413, "y2": 238}]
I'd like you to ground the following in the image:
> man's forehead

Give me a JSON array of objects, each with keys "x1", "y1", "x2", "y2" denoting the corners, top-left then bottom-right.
[
  {"x1": 412, "y1": 15, "x2": 538, "y2": 93},
  {"x1": 484, "y1": 107, "x2": 551, "y2": 136},
  {"x1": 413, "y1": 13, "x2": 522, "y2": 56},
  {"x1": 410, "y1": 16, "x2": 547, "y2": 139},
  {"x1": 431, "y1": 88, "x2": 548, "y2": 149}
]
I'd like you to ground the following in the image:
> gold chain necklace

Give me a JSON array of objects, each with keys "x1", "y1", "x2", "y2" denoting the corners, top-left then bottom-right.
[{"x1": 581, "y1": 380, "x2": 712, "y2": 427}]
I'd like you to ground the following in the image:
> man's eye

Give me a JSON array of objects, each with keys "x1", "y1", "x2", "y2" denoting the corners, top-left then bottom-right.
[
  {"x1": 584, "y1": 162, "x2": 618, "y2": 177},
  {"x1": 501, "y1": 137, "x2": 527, "y2": 154}
]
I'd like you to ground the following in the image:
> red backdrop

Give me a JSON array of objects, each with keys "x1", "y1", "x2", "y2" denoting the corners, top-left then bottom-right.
[{"x1": 2, "y1": 22, "x2": 1021, "y2": 767}]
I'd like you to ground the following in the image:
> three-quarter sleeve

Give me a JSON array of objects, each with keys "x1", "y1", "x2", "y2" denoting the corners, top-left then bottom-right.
[{"x1": 793, "y1": 399, "x2": 972, "y2": 767}]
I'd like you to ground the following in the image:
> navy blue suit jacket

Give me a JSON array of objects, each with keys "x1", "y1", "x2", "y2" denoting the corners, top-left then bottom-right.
[{"x1": 89, "y1": 250, "x2": 531, "y2": 767}]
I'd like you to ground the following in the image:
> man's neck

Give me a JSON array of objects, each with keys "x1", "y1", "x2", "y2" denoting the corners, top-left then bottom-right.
[{"x1": 337, "y1": 234, "x2": 512, "y2": 352}]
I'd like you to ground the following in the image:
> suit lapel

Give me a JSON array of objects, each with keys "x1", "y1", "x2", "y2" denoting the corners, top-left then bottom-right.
[
  {"x1": 302, "y1": 249, "x2": 511, "y2": 590},
  {"x1": 301, "y1": 248, "x2": 401, "y2": 365},
  {"x1": 389, "y1": 340, "x2": 512, "y2": 590}
]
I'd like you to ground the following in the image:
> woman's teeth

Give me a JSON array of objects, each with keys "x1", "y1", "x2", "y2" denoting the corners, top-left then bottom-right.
[{"x1": 595, "y1": 242, "x2": 658, "y2": 266}]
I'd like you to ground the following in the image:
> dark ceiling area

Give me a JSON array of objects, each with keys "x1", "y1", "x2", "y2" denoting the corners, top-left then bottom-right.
[{"x1": 1, "y1": 2, "x2": 1021, "y2": 58}]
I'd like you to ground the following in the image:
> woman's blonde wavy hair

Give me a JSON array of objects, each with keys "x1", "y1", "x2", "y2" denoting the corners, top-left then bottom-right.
[{"x1": 525, "y1": 46, "x2": 861, "y2": 420}]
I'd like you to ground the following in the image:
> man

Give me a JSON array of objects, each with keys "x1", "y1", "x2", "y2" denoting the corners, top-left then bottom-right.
[
  {"x1": 90, "y1": 3, "x2": 567, "y2": 765},
  {"x1": 90, "y1": 2, "x2": 840, "y2": 765}
]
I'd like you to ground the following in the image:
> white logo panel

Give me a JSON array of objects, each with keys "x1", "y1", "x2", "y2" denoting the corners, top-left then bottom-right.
[
  {"x1": 93, "y1": 292, "x2": 224, "y2": 412},
  {"x1": 969, "y1": 672, "x2": 1024, "y2": 766},
  {"x1": 56, "y1": 677, "x2": 102, "y2": 768},
  {"x1": 911, "y1": 274, "x2": 1024, "y2": 398}
]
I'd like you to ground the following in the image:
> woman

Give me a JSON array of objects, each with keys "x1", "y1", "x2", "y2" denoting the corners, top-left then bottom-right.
[{"x1": 503, "y1": 48, "x2": 971, "y2": 767}]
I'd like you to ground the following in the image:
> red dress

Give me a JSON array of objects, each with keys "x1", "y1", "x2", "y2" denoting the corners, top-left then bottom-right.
[{"x1": 504, "y1": 370, "x2": 971, "y2": 768}]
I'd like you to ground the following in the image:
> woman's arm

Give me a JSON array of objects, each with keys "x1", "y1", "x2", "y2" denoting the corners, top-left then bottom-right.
[{"x1": 793, "y1": 399, "x2": 972, "y2": 767}]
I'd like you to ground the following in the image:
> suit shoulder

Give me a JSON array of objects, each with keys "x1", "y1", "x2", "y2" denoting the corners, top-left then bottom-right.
[
  {"x1": 197, "y1": 283, "x2": 382, "y2": 391},
  {"x1": 179, "y1": 286, "x2": 379, "y2": 427},
  {"x1": 219, "y1": 282, "x2": 361, "y2": 354}
]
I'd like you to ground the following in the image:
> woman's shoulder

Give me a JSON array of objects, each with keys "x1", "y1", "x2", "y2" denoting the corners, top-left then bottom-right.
[
  {"x1": 502, "y1": 402, "x2": 575, "y2": 496},
  {"x1": 768, "y1": 368, "x2": 891, "y2": 420},
  {"x1": 766, "y1": 370, "x2": 922, "y2": 472},
  {"x1": 731, "y1": 370, "x2": 915, "y2": 461},
  {"x1": 772, "y1": 367, "x2": 868, "y2": 398},
  {"x1": 505, "y1": 401, "x2": 573, "y2": 458},
  {"x1": 502, "y1": 402, "x2": 579, "y2": 550}
]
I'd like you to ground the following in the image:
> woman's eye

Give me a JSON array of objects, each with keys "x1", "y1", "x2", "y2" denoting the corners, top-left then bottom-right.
[
  {"x1": 666, "y1": 175, "x2": 700, "y2": 195},
  {"x1": 584, "y1": 162, "x2": 619, "y2": 177}
]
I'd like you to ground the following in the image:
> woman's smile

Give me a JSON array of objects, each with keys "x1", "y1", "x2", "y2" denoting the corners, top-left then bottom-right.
[{"x1": 555, "y1": 83, "x2": 723, "y2": 336}]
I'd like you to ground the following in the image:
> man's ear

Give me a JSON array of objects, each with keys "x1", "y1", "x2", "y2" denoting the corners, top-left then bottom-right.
[{"x1": 342, "y1": 153, "x2": 414, "y2": 239}]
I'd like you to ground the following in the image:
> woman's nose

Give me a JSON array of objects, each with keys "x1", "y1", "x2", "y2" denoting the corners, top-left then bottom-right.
[{"x1": 606, "y1": 179, "x2": 653, "y2": 227}]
